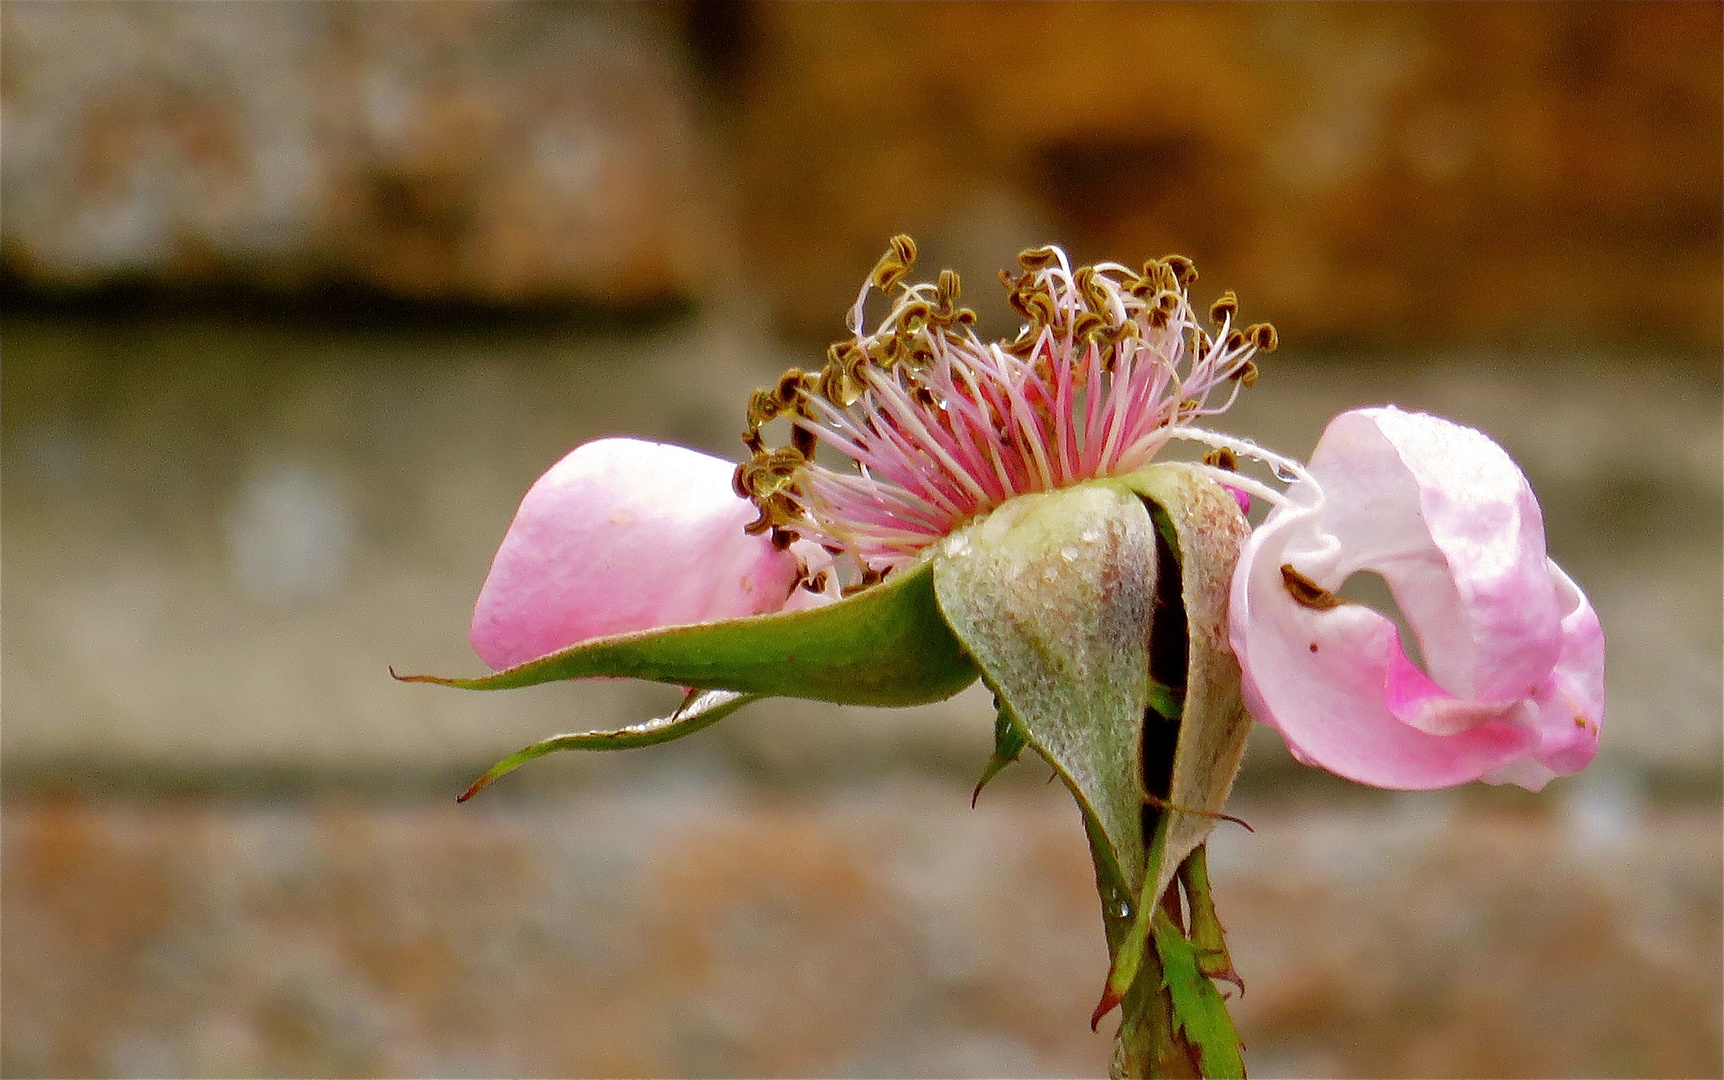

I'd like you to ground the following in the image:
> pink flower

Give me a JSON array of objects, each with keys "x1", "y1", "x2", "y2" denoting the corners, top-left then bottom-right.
[
  {"x1": 470, "y1": 437, "x2": 835, "y2": 670},
  {"x1": 1229, "y1": 406, "x2": 1604, "y2": 792}
]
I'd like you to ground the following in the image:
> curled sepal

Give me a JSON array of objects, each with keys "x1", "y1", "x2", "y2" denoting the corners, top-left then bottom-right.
[
  {"x1": 972, "y1": 702, "x2": 1030, "y2": 807},
  {"x1": 933, "y1": 481, "x2": 1157, "y2": 899},
  {"x1": 1118, "y1": 462, "x2": 1253, "y2": 913},
  {"x1": 395, "y1": 556, "x2": 977, "y2": 708},
  {"x1": 456, "y1": 689, "x2": 757, "y2": 802},
  {"x1": 1096, "y1": 463, "x2": 1253, "y2": 1032}
]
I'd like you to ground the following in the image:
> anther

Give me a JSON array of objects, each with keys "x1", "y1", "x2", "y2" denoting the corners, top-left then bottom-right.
[
  {"x1": 791, "y1": 425, "x2": 817, "y2": 458},
  {"x1": 1280, "y1": 564, "x2": 1347, "y2": 609},
  {"x1": 1232, "y1": 360, "x2": 1259, "y2": 386},
  {"x1": 1017, "y1": 246, "x2": 1061, "y2": 272},
  {"x1": 1071, "y1": 310, "x2": 1106, "y2": 343},
  {"x1": 1162, "y1": 254, "x2": 1197, "y2": 287},
  {"x1": 747, "y1": 387, "x2": 780, "y2": 428},
  {"x1": 1209, "y1": 291, "x2": 1237, "y2": 327},
  {"x1": 1248, "y1": 322, "x2": 1278, "y2": 351},
  {"x1": 938, "y1": 268, "x2": 961, "y2": 304},
  {"x1": 1202, "y1": 447, "x2": 1238, "y2": 471},
  {"x1": 776, "y1": 368, "x2": 808, "y2": 405},
  {"x1": 870, "y1": 235, "x2": 918, "y2": 293}
]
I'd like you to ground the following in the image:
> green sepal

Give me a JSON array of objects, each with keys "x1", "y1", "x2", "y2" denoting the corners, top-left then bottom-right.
[
  {"x1": 1180, "y1": 844, "x2": 1243, "y2": 994},
  {"x1": 933, "y1": 481, "x2": 1157, "y2": 899},
  {"x1": 971, "y1": 701, "x2": 1029, "y2": 807},
  {"x1": 1094, "y1": 462, "x2": 1253, "y2": 1038},
  {"x1": 1154, "y1": 909, "x2": 1247, "y2": 1079},
  {"x1": 456, "y1": 689, "x2": 758, "y2": 802},
  {"x1": 1094, "y1": 806, "x2": 1174, "y2": 1028},
  {"x1": 1116, "y1": 462, "x2": 1254, "y2": 913},
  {"x1": 394, "y1": 555, "x2": 978, "y2": 707}
]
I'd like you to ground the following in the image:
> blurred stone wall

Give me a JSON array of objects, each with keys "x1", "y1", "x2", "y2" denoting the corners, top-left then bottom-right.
[
  {"x1": 5, "y1": 1, "x2": 1720, "y2": 346},
  {"x1": 2, "y1": 2, "x2": 718, "y2": 305},
  {"x1": 725, "y1": 2, "x2": 1722, "y2": 347}
]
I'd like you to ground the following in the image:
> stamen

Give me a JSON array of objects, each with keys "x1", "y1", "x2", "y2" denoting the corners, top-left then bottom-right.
[{"x1": 739, "y1": 239, "x2": 1277, "y2": 577}]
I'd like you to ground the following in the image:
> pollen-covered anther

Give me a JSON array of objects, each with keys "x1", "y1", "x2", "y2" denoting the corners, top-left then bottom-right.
[
  {"x1": 1209, "y1": 291, "x2": 1238, "y2": 327},
  {"x1": 1203, "y1": 446, "x2": 1239, "y2": 471},
  {"x1": 1162, "y1": 254, "x2": 1198, "y2": 288},
  {"x1": 1232, "y1": 360, "x2": 1260, "y2": 387},
  {"x1": 1071, "y1": 310, "x2": 1108, "y2": 344},
  {"x1": 1280, "y1": 564, "x2": 1347, "y2": 609},
  {"x1": 775, "y1": 368, "x2": 811, "y2": 407},
  {"x1": 1017, "y1": 245, "x2": 1062, "y2": 272},
  {"x1": 870, "y1": 234, "x2": 918, "y2": 293},
  {"x1": 1247, "y1": 322, "x2": 1279, "y2": 351}
]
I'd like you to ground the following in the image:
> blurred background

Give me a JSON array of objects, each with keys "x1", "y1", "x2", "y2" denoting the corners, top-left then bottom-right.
[{"x1": 2, "y1": 2, "x2": 1719, "y2": 1076}]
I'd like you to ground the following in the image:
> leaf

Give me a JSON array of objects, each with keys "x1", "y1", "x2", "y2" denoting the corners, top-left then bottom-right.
[
  {"x1": 456, "y1": 689, "x2": 758, "y2": 802},
  {"x1": 394, "y1": 555, "x2": 978, "y2": 708},
  {"x1": 933, "y1": 481, "x2": 1157, "y2": 899},
  {"x1": 972, "y1": 700, "x2": 1029, "y2": 807},
  {"x1": 1155, "y1": 910, "x2": 1247, "y2": 1079},
  {"x1": 1118, "y1": 462, "x2": 1254, "y2": 915}
]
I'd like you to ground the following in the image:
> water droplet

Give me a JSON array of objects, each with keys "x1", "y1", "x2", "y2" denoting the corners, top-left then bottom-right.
[
  {"x1": 1080, "y1": 528, "x2": 1101, "y2": 543},
  {"x1": 1059, "y1": 544, "x2": 1080, "y2": 561},
  {"x1": 1273, "y1": 463, "x2": 1299, "y2": 482},
  {"x1": 1112, "y1": 900, "x2": 1132, "y2": 920}
]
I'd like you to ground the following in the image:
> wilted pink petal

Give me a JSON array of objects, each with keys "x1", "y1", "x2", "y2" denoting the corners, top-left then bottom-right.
[
  {"x1": 1230, "y1": 406, "x2": 1604, "y2": 791},
  {"x1": 470, "y1": 438, "x2": 809, "y2": 670}
]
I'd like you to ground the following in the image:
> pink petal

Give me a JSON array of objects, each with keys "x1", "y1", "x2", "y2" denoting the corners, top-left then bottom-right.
[
  {"x1": 1231, "y1": 406, "x2": 1603, "y2": 791},
  {"x1": 470, "y1": 438, "x2": 806, "y2": 670},
  {"x1": 1306, "y1": 408, "x2": 1562, "y2": 702},
  {"x1": 1231, "y1": 496, "x2": 1537, "y2": 790}
]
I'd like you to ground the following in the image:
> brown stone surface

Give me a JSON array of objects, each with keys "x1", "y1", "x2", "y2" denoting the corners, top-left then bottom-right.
[
  {"x1": 3, "y1": 787, "x2": 1718, "y2": 1078},
  {"x1": 728, "y1": 2, "x2": 1722, "y2": 347},
  {"x1": 1, "y1": 2, "x2": 717, "y2": 305},
  {"x1": 3, "y1": 4, "x2": 1718, "y2": 348}
]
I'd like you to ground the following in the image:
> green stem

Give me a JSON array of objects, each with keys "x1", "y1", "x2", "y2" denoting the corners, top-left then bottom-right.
[{"x1": 1099, "y1": 844, "x2": 1245, "y2": 1079}]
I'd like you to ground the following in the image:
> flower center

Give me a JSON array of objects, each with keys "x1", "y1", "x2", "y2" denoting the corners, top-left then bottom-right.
[{"x1": 735, "y1": 237, "x2": 1276, "y2": 579}]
